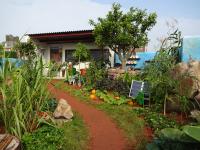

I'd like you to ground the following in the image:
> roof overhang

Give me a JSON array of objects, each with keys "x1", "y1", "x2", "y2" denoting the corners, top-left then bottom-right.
[{"x1": 27, "y1": 30, "x2": 94, "y2": 44}]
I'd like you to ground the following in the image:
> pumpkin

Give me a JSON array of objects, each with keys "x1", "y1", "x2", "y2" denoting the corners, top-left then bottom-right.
[
  {"x1": 90, "y1": 94, "x2": 96, "y2": 100},
  {"x1": 127, "y1": 101, "x2": 134, "y2": 106},
  {"x1": 115, "y1": 96, "x2": 120, "y2": 100},
  {"x1": 91, "y1": 89, "x2": 96, "y2": 94}
]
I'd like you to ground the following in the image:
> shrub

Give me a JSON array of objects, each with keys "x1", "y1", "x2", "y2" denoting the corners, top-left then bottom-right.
[
  {"x1": 134, "y1": 108, "x2": 179, "y2": 132},
  {"x1": 22, "y1": 125, "x2": 65, "y2": 150},
  {"x1": 22, "y1": 115, "x2": 89, "y2": 150},
  {"x1": 85, "y1": 60, "x2": 107, "y2": 88},
  {"x1": 117, "y1": 72, "x2": 142, "y2": 86},
  {"x1": 95, "y1": 78, "x2": 130, "y2": 97}
]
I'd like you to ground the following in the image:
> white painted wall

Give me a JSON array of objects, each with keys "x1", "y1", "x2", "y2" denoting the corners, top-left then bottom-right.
[{"x1": 37, "y1": 42, "x2": 114, "y2": 67}]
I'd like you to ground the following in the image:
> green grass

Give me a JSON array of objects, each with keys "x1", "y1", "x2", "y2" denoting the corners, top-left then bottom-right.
[
  {"x1": 54, "y1": 81, "x2": 147, "y2": 149},
  {"x1": 22, "y1": 113, "x2": 89, "y2": 150}
]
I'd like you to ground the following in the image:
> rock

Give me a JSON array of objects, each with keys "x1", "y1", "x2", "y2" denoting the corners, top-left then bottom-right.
[
  {"x1": 187, "y1": 60, "x2": 200, "y2": 91},
  {"x1": 194, "y1": 93, "x2": 200, "y2": 109},
  {"x1": 0, "y1": 134, "x2": 20, "y2": 150},
  {"x1": 194, "y1": 92, "x2": 200, "y2": 101},
  {"x1": 53, "y1": 99, "x2": 73, "y2": 120},
  {"x1": 190, "y1": 110, "x2": 200, "y2": 123},
  {"x1": 174, "y1": 60, "x2": 200, "y2": 97}
]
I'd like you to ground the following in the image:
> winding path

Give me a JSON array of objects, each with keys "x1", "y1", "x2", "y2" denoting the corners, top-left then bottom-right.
[{"x1": 48, "y1": 80, "x2": 128, "y2": 150}]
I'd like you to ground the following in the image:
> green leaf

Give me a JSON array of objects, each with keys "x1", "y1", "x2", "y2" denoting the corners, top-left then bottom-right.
[
  {"x1": 183, "y1": 125, "x2": 200, "y2": 142},
  {"x1": 159, "y1": 128, "x2": 184, "y2": 141}
]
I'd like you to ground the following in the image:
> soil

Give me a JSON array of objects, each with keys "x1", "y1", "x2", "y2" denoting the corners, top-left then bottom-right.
[
  {"x1": 144, "y1": 126, "x2": 153, "y2": 142},
  {"x1": 48, "y1": 80, "x2": 128, "y2": 150},
  {"x1": 0, "y1": 122, "x2": 5, "y2": 134},
  {"x1": 166, "y1": 112, "x2": 190, "y2": 125}
]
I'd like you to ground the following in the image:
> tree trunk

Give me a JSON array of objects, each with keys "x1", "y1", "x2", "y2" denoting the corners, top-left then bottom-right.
[
  {"x1": 121, "y1": 59, "x2": 127, "y2": 71},
  {"x1": 164, "y1": 93, "x2": 167, "y2": 116},
  {"x1": 78, "y1": 56, "x2": 81, "y2": 86}
]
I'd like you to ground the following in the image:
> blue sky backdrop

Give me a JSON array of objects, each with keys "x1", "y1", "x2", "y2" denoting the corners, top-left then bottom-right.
[{"x1": 1, "y1": 0, "x2": 200, "y2": 50}]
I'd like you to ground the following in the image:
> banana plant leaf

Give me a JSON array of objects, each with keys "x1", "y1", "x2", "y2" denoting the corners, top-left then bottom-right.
[
  {"x1": 183, "y1": 125, "x2": 200, "y2": 142},
  {"x1": 159, "y1": 128, "x2": 197, "y2": 143}
]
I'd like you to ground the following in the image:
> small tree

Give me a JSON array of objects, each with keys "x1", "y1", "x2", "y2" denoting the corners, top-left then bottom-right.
[
  {"x1": 73, "y1": 43, "x2": 90, "y2": 84},
  {"x1": 14, "y1": 39, "x2": 36, "y2": 60},
  {"x1": 90, "y1": 3, "x2": 157, "y2": 70},
  {"x1": 144, "y1": 50, "x2": 176, "y2": 115},
  {"x1": 143, "y1": 29, "x2": 187, "y2": 115}
]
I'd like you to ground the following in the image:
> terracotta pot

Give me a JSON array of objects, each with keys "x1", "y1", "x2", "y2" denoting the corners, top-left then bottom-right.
[{"x1": 80, "y1": 69, "x2": 86, "y2": 76}]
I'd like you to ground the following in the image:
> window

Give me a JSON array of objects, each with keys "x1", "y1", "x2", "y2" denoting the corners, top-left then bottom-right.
[
  {"x1": 90, "y1": 49, "x2": 109, "y2": 60},
  {"x1": 65, "y1": 50, "x2": 75, "y2": 62},
  {"x1": 50, "y1": 47, "x2": 62, "y2": 62},
  {"x1": 65, "y1": 49, "x2": 109, "y2": 62}
]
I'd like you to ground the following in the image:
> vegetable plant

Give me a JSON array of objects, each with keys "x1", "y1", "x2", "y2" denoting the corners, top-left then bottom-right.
[
  {"x1": 96, "y1": 90, "x2": 127, "y2": 105},
  {"x1": 134, "y1": 108, "x2": 178, "y2": 132}
]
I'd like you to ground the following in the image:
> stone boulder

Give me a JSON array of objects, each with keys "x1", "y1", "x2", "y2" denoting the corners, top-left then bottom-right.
[
  {"x1": 188, "y1": 60, "x2": 200, "y2": 91},
  {"x1": 190, "y1": 110, "x2": 200, "y2": 123},
  {"x1": 174, "y1": 60, "x2": 200, "y2": 97},
  {"x1": 53, "y1": 99, "x2": 73, "y2": 120}
]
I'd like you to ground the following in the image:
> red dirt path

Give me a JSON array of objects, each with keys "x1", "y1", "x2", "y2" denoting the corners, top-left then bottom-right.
[{"x1": 48, "y1": 80, "x2": 128, "y2": 150}]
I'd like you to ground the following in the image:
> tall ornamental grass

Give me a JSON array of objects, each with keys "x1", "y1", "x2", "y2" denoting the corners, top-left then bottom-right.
[{"x1": 0, "y1": 57, "x2": 51, "y2": 139}]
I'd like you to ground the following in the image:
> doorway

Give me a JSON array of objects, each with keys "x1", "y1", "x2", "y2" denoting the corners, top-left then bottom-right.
[{"x1": 50, "y1": 47, "x2": 62, "y2": 62}]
